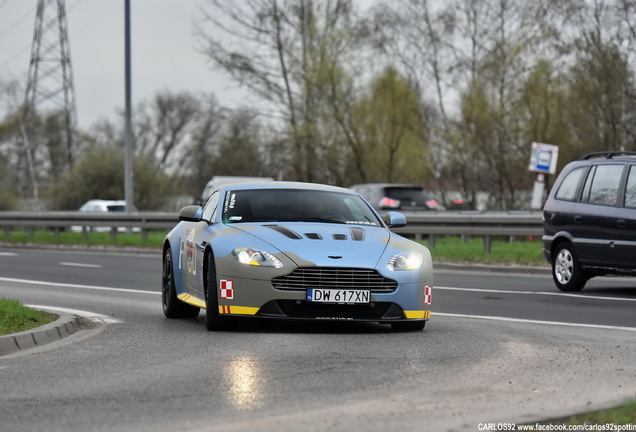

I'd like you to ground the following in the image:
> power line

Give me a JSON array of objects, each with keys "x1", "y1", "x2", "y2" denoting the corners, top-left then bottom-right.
[
  {"x1": 0, "y1": 4, "x2": 37, "y2": 39},
  {"x1": 0, "y1": 44, "x2": 31, "y2": 68},
  {"x1": 0, "y1": 0, "x2": 82, "y2": 68}
]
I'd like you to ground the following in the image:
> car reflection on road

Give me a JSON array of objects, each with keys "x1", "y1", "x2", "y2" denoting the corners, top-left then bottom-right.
[{"x1": 225, "y1": 356, "x2": 263, "y2": 409}]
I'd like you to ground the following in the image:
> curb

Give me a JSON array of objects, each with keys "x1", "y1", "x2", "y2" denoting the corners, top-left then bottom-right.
[
  {"x1": 0, "y1": 309, "x2": 81, "y2": 356},
  {"x1": 435, "y1": 261, "x2": 550, "y2": 274}
]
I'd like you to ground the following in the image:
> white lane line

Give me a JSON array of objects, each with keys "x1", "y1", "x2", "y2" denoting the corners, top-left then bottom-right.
[
  {"x1": 2, "y1": 277, "x2": 634, "y2": 331},
  {"x1": 0, "y1": 252, "x2": 18, "y2": 257},
  {"x1": 435, "y1": 312, "x2": 636, "y2": 332},
  {"x1": 0, "y1": 276, "x2": 160, "y2": 296},
  {"x1": 59, "y1": 262, "x2": 102, "y2": 268},
  {"x1": 27, "y1": 304, "x2": 123, "y2": 324},
  {"x1": 436, "y1": 286, "x2": 636, "y2": 302}
]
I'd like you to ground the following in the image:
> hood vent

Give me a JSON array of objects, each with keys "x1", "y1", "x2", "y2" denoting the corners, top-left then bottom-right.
[
  {"x1": 264, "y1": 225, "x2": 302, "y2": 239},
  {"x1": 349, "y1": 227, "x2": 365, "y2": 241},
  {"x1": 265, "y1": 225, "x2": 365, "y2": 242}
]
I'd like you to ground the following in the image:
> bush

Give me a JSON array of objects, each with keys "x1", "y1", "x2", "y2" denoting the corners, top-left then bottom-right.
[
  {"x1": 49, "y1": 146, "x2": 174, "y2": 210},
  {"x1": 0, "y1": 188, "x2": 17, "y2": 210}
]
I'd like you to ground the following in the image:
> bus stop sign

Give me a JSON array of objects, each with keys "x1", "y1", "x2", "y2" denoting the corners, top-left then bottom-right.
[{"x1": 529, "y1": 142, "x2": 558, "y2": 175}]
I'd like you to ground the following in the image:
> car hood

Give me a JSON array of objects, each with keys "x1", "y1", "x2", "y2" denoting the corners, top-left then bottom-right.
[{"x1": 233, "y1": 222, "x2": 391, "y2": 268}]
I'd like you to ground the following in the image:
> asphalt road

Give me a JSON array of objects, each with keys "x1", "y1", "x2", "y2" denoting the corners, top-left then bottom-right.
[{"x1": 0, "y1": 247, "x2": 635, "y2": 432}]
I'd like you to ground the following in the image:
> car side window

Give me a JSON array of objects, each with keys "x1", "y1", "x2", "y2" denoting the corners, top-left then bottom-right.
[
  {"x1": 625, "y1": 166, "x2": 636, "y2": 208},
  {"x1": 555, "y1": 167, "x2": 585, "y2": 201},
  {"x1": 202, "y1": 191, "x2": 220, "y2": 222},
  {"x1": 580, "y1": 164, "x2": 623, "y2": 206}
]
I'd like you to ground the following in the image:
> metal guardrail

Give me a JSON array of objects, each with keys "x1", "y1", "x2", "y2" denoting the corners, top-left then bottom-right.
[
  {"x1": 0, "y1": 210, "x2": 544, "y2": 252},
  {"x1": 0, "y1": 211, "x2": 177, "y2": 242},
  {"x1": 392, "y1": 211, "x2": 543, "y2": 252}
]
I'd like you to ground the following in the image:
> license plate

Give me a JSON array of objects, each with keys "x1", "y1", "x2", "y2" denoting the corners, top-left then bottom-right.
[{"x1": 306, "y1": 289, "x2": 370, "y2": 304}]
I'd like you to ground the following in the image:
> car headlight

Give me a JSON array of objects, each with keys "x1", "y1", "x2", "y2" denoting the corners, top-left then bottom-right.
[
  {"x1": 231, "y1": 248, "x2": 283, "y2": 268},
  {"x1": 387, "y1": 252, "x2": 424, "y2": 271}
]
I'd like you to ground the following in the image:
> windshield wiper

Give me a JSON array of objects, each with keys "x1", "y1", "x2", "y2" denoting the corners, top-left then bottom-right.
[{"x1": 292, "y1": 216, "x2": 346, "y2": 224}]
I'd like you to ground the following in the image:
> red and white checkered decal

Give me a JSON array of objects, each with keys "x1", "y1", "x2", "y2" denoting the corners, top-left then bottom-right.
[
  {"x1": 220, "y1": 279, "x2": 234, "y2": 299},
  {"x1": 424, "y1": 285, "x2": 432, "y2": 305}
]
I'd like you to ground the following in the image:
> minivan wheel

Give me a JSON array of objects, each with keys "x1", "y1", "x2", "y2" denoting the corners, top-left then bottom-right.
[{"x1": 552, "y1": 242, "x2": 588, "y2": 292}]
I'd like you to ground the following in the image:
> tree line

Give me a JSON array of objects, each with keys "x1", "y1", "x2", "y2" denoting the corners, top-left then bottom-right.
[{"x1": 1, "y1": 0, "x2": 636, "y2": 211}]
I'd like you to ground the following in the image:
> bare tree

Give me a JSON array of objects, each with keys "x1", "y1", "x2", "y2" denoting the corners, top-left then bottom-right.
[
  {"x1": 134, "y1": 91, "x2": 202, "y2": 172},
  {"x1": 196, "y1": 0, "x2": 367, "y2": 182}
]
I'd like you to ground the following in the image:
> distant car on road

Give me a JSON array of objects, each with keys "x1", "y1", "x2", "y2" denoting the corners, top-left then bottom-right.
[
  {"x1": 75, "y1": 199, "x2": 137, "y2": 232},
  {"x1": 543, "y1": 151, "x2": 636, "y2": 291},
  {"x1": 349, "y1": 183, "x2": 442, "y2": 211},
  {"x1": 196, "y1": 176, "x2": 274, "y2": 205},
  {"x1": 78, "y1": 199, "x2": 135, "y2": 213},
  {"x1": 162, "y1": 181, "x2": 433, "y2": 331}
]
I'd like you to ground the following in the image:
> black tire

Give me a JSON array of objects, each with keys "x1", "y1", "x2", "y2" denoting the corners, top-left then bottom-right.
[
  {"x1": 391, "y1": 321, "x2": 426, "y2": 332},
  {"x1": 204, "y1": 252, "x2": 237, "y2": 331},
  {"x1": 551, "y1": 242, "x2": 589, "y2": 292},
  {"x1": 162, "y1": 248, "x2": 200, "y2": 319}
]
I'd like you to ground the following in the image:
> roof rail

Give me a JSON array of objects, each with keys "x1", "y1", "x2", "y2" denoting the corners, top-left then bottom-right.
[{"x1": 579, "y1": 151, "x2": 636, "y2": 160}]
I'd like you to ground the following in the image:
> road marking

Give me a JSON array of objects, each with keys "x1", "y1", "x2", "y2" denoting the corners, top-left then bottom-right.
[
  {"x1": 0, "y1": 252, "x2": 18, "y2": 257},
  {"x1": 436, "y1": 286, "x2": 636, "y2": 302},
  {"x1": 59, "y1": 262, "x2": 102, "y2": 268},
  {"x1": 435, "y1": 312, "x2": 636, "y2": 332},
  {"x1": 26, "y1": 304, "x2": 123, "y2": 324},
  {"x1": 2, "y1": 277, "x2": 633, "y2": 331},
  {"x1": 0, "y1": 276, "x2": 160, "y2": 296}
]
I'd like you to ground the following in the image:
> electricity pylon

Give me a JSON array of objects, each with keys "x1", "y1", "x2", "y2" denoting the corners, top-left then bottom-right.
[{"x1": 23, "y1": 0, "x2": 78, "y2": 180}]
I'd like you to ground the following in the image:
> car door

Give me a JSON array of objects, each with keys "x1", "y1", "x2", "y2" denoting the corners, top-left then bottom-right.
[
  {"x1": 614, "y1": 164, "x2": 636, "y2": 270},
  {"x1": 572, "y1": 164, "x2": 623, "y2": 268}
]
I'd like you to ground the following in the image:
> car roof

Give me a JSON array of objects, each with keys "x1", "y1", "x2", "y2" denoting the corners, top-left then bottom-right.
[
  {"x1": 219, "y1": 181, "x2": 355, "y2": 194},
  {"x1": 578, "y1": 151, "x2": 636, "y2": 161},
  {"x1": 560, "y1": 152, "x2": 636, "y2": 173},
  {"x1": 82, "y1": 199, "x2": 127, "y2": 205},
  {"x1": 350, "y1": 183, "x2": 422, "y2": 189}
]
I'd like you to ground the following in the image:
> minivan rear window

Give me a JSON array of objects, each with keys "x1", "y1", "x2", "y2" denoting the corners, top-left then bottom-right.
[
  {"x1": 555, "y1": 167, "x2": 585, "y2": 201},
  {"x1": 625, "y1": 166, "x2": 636, "y2": 208},
  {"x1": 581, "y1": 164, "x2": 623, "y2": 206}
]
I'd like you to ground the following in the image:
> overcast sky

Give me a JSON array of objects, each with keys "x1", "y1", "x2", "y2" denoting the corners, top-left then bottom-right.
[{"x1": 0, "y1": 0, "x2": 249, "y2": 129}]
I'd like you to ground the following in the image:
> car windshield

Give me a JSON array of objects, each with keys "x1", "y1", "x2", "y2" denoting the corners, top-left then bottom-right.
[
  {"x1": 222, "y1": 189, "x2": 382, "y2": 226},
  {"x1": 384, "y1": 186, "x2": 433, "y2": 205}
]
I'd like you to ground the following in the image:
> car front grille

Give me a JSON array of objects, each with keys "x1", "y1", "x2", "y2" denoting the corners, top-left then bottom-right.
[{"x1": 272, "y1": 267, "x2": 397, "y2": 292}]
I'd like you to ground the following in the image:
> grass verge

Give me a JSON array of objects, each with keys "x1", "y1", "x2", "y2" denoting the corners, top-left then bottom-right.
[
  {"x1": 0, "y1": 230, "x2": 548, "y2": 266},
  {"x1": 0, "y1": 299, "x2": 58, "y2": 336},
  {"x1": 536, "y1": 399, "x2": 636, "y2": 427},
  {"x1": 420, "y1": 235, "x2": 547, "y2": 267},
  {"x1": 0, "y1": 229, "x2": 167, "y2": 248},
  {"x1": 567, "y1": 399, "x2": 636, "y2": 425}
]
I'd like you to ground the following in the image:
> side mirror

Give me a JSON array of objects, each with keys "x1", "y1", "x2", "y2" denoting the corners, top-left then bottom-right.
[
  {"x1": 178, "y1": 205, "x2": 203, "y2": 222},
  {"x1": 383, "y1": 211, "x2": 406, "y2": 228}
]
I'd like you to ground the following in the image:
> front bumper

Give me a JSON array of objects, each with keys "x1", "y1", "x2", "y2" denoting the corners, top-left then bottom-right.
[
  {"x1": 254, "y1": 299, "x2": 430, "y2": 322},
  {"x1": 212, "y1": 275, "x2": 431, "y2": 323}
]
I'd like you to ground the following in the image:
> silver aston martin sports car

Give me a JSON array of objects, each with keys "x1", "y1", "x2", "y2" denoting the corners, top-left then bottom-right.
[{"x1": 162, "y1": 181, "x2": 433, "y2": 331}]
